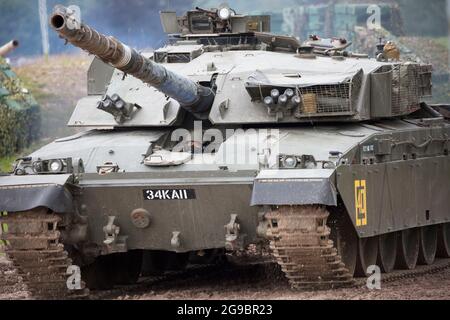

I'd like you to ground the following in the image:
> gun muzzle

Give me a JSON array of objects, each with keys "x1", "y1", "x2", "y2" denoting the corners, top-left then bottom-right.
[
  {"x1": 0, "y1": 40, "x2": 19, "y2": 57},
  {"x1": 50, "y1": 5, "x2": 214, "y2": 116}
]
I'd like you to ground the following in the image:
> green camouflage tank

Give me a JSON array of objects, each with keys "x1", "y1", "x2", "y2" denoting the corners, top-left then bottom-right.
[
  {"x1": 0, "y1": 4, "x2": 449, "y2": 299},
  {"x1": 0, "y1": 56, "x2": 40, "y2": 158}
]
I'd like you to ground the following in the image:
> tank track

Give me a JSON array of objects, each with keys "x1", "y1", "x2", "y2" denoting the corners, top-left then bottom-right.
[
  {"x1": 0, "y1": 210, "x2": 87, "y2": 299},
  {"x1": 358, "y1": 258, "x2": 450, "y2": 286},
  {"x1": 265, "y1": 205, "x2": 355, "y2": 289}
]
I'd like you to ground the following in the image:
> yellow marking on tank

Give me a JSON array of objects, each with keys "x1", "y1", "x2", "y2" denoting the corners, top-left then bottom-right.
[{"x1": 355, "y1": 180, "x2": 367, "y2": 227}]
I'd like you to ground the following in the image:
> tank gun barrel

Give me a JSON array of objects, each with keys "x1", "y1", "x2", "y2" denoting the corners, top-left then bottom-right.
[
  {"x1": 50, "y1": 5, "x2": 214, "y2": 116},
  {"x1": 0, "y1": 40, "x2": 19, "y2": 57}
]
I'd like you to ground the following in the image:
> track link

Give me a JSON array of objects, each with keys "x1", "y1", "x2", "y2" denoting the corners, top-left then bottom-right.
[
  {"x1": 266, "y1": 206, "x2": 354, "y2": 289},
  {"x1": 0, "y1": 209, "x2": 87, "y2": 299},
  {"x1": 354, "y1": 258, "x2": 450, "y2": 287}
]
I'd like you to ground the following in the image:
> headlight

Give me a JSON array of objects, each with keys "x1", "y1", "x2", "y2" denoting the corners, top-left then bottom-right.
[
  {"x1": 278, "y1": 154, "x2": 318, "y2": 169},
  {"x1": 29, "y1": 158, "x2": 74, "y2": 174},
  {"x1": 218, "y1": 7, "x2": 231, "y2": 20},
  {"x1": 49, "y1": 159, "x2": 64, "y2": 173},
  {"x1": 280, "y1": 155, "x2": 298, "y2": 169},
  {"x1": 15, "y1": 157, "x2": 82, "y2": 176}
]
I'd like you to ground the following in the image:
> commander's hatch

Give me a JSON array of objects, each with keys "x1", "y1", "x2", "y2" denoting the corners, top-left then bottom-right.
[{"x1": 68, "y1": 55, "x2": 185, "y2": 128}]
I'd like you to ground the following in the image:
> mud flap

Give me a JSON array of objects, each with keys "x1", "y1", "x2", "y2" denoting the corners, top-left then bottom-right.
[
  {"x1": 0, "y1": 174, "x2": 74, "y2": 213},
  {"x1": 250, "y1": 169, "x2": 337, "y2": 206}
]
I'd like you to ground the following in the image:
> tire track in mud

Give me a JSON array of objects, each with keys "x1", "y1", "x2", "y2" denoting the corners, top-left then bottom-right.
[
  {"x1": 91, "y1": 259, "x2": 450, "y2": 300},
  {"x1": 1, "y1": 255, "x2": 450, "y2": 300}
]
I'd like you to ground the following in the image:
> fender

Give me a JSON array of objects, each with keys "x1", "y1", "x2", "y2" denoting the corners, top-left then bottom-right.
[
  {"x1": 337, "y1": 156, "x2": 450, "y2": 238},
  {"x1": 251, "y1": 169, "x2": 337, "y2": 206},
  {"x1": 0, "y1": 174, "x2": 74, "y2": 213}
]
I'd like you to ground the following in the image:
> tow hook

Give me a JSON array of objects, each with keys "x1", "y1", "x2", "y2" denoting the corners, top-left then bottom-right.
[
  {"x1": 102, "y1": 216, "x2": 127, "y2": 254},
  {"x1": 224, "y1": 214, "x2": 244, "y2": 251},
  {"x1": 171, "y1": 231, "x2": 181, "y2": 249},
  {"x1": 256, "y1": 210, "x2": 270, "y2": 239}
]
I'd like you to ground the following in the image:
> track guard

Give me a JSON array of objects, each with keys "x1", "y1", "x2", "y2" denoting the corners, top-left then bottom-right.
[
  {"x1": 0, "y1": 174, "x2": 74, "y2": 213},
  {"x1": 337, "y1": 158, "x2": 450, "y2": 238},
  {"x1": 251, "y1": 169, "x2": 337, "y2": 206}
]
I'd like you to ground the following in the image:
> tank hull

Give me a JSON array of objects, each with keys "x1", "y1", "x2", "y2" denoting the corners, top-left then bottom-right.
[
  {"x1": 1, "y1": 117, "x2": 450, "y2": 296},
  {"x1": 76, "y1": 172, "x2": 259, "y2": 252},
  {"x1": 1, "y1": 120, "x2": 449, "y2": 251}
]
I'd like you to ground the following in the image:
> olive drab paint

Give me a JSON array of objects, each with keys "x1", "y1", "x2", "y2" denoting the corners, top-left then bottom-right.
[{"x1": 0, "y1": 4, "x2": 449, "y2": 296}]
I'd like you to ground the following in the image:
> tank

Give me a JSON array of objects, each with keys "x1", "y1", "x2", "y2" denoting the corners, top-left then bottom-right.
[
  {"x1": 0, "y1": 42, "x2": 40, "y2": 161},
  {"x1": 1, "y1": 4, "x2": 450, "y2": 298}
]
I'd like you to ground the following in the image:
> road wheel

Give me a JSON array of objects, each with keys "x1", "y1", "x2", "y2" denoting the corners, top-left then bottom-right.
[
  {"x1": 355, "y1": 237, "x2": 378, "y2": 277},
  {"x1": 437, "y1": 223, "x2": 450, "y2": 258},
  {"x1": 377, "y1": 232, "x2": 397, "y2": 273},
  {"x1": 418, "y1": 226, "x2": 437, "y2": 265},
  {"x1": 396, "y1": 228, "x2": 420, "y2": 270}
]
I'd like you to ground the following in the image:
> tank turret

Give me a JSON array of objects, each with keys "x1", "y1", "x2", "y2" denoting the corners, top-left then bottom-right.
[
  {"x1": 0, "y1": 40, "x2": 19, "y2": 57},
  {"x1": 50, "y1": 5, "x2": 214, "y2": 118}
]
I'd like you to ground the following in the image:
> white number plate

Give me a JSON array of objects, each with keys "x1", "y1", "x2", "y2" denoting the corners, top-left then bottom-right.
[{"x1": 143, "y1": 189, "x2": 196, "y2": 201}]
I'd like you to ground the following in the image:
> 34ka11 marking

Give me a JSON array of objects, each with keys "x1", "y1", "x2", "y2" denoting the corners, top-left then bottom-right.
[
  {"x1": 355, "y1": 180, "x2": 367, "y2": 227},
  {"x1": 143, "y1": 189, "x2": 196, "y2": 201}
]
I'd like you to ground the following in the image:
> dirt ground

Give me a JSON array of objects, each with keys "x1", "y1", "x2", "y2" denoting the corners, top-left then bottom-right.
[
  {"x1": 0, "y1": 254, "x2": 28, "y2": 300},
  {"x1": 107, "y1": 266, "x2": 450, "y2": 301},
  {"x1": 1, "y1": 255, "x2": 449, "y2": 300},
  {"x1": 127, "y1": 275, "x2": 450, "y2": 300}
]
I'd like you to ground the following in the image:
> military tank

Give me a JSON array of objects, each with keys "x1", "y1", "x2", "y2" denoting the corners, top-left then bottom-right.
[
  {"x1": 0, "y1": 40, "x2": 40, "y2": 161},
  {"x1": 0, "y1": 4, "x2": 450, "y2": 298}
]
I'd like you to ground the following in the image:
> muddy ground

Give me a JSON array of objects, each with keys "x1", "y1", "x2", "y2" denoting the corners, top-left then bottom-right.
[
  {"x1": 0, "y1": 254, "x2": 28, "y2": 300},
  {"x1": 1, "y1": 255, "x2": 449, "y2": 300},
  {"x1": 94, "y1": 264, "x2": 450, "y2": 301}
]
